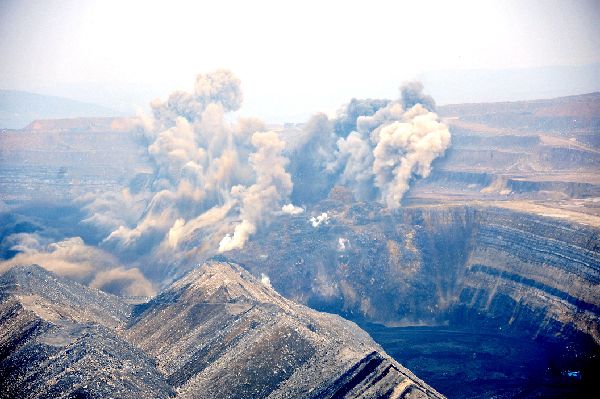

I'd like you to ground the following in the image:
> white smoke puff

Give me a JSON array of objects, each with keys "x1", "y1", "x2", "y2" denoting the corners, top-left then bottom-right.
[
  {"x1": 290, "y1": 113, "x2": 333, "y2": 151},
  {"x1": 372, "y1": 105, "x2": 451, "y2": 208},
  {"x1": 2, "y1": 232, "x2": 45, "y2": 253},
  {"x1": 234, "y1": 117, "x2": 265, "y2": 143},
  {"x1": 338, "y1": 237, "x2": 348, "y2": 251},
  {"x1": 196, "y1": 103, "x2": 230, "y2": 153},
  {"x1": 219, "y1": 131, "x2": 293, "y2": 252},
  {"x1": 328, "y1": 82, "x2": 450, "y2": 208},
  {"x1": 356, "y1": 102, "x2": 404, "y2": 134},
  {"x1": 195, "y1": 69, "x2": 243, "y2": 112},
  {"x1": 96, "y1": 70, "x2": 253, "y2": 257},
  {"x1": 166, "y1": 204, "x2": 232, "y2": 249},
  {"x1": 218, "y1": 220, "x2": 256, "y2": 252},
  {"x1": 150, "y1": 91, "x2": 204, "y2": 131},
  {"x1": 331, "y1": 132, "x2": 374, "y2": 201},
  {"x1": 282, "y1": 203, "x2": 304, "y2": 215},
  {"x1": 104, "y1": 199, "x2": 179, "y2": 250},
  {"x1": 260, "y1": 273, "x2": 272, "y2": 288},
  {"x1": 77, "y1": 188, "x2": 147, "y2": 235},
  {"x1": 89, "y1": 267, "x2": 155, "y2": 297},
  {"x1": 0, "y1": 235, "x2": 109, "y2": 279},
  {"x1": 0, "y1": 234, "x2": 155, "y2": 297},
  {"x1": 149, "y1": 69, "x2": 242, "y2": 129},
  {"x1": 400, "y1": 81, "x2": 436, "y2": 111},
  {"x1": 167, "y1": 218, "x2": 186, "y2": 249},
  {"x1": 310, "y1": 212, "x2": 329, "y2": 228},
  {"x1": 148, "y1": 117, "x2": 202, "y2": 181},
  {"x1": 286, "y1": 113, "x2": 338, "y2": 205},
  {"x1": 333, "y1": 98, "x2": 390, "y2": 137},
  {"x1": 74, "y1": 70, "x2": 287, "y2": 283}
]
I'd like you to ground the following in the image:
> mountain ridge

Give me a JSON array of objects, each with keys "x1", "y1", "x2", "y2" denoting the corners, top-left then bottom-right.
[
  {"x1": 0, "y1": 90, "x2": 119, "y2": 129},
  {"x1": 0, "y1": 262, "x2": 444, "y2": 398}
]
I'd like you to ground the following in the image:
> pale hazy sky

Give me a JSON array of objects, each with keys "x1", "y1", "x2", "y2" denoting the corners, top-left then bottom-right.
[{"x1": 1, "y1": 0, "x2": 599, "y2": 120}]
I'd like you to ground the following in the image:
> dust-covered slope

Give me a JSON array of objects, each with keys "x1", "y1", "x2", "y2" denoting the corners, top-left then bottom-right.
[
  {"x1": 128, "y1": 260, "x2": 444, "y2": 399},
  {"x1": 0, "y1": 265, "x2": 174, "y2": 398},
  {"x1": 0, "y1": 263, "x2": 444, "y2": 398},
  {"x1": 0, "y1": 264, "x2": 130, "y2": 328},
  {"x1": 229, "y1": 199, "x2": 600, "y2": 346}
]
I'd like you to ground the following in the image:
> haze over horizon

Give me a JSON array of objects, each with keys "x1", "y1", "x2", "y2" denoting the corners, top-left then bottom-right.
[{"x1": 1, "y1": 0, "x2": 599, "y2": 122}]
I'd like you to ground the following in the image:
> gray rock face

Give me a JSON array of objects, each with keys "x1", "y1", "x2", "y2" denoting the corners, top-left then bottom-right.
[
  {"x1": 437, "y1": 92, "x2": 600, "y2": 134},
  {"x1": 0, "y1": 264, "x2": 131, "y2": 328},
  {"x1": 128, "y1": 261, "x2": 443, "y2": 398},
  {"x1": 2, "y1": 91, "x2": 598, "y2": 398},
  {"x1": 0, "y1": 265, "x2": 174, "y2": 399},
  {"x1": 0, "y1": 263, "x2": 444, "y2": 398},
  {"x1": 228, "y1": 201, "x2": 600, "y2": 345}
]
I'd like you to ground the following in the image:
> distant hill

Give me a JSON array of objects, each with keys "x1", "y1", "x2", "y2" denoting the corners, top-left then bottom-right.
[
  {"x1": 422, "y1": 63, "x2": 600, "y2": 105},
  {"x1": 23, "y1": 116, "x2": 137, "y2": 132},
  {"x1": 437, "y1": 91, "x2": 600, "y2": 134},
  {"x1": 0, "y1": 89, "x2": 119, "y2": 129},
  {"x1": 438, "y1": 92, "x2": 600, "y2": 117}
]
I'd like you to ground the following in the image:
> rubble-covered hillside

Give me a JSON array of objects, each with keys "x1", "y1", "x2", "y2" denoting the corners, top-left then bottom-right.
[{"x1": 0, "y1": 262, "x2": 444, "y2": 399}]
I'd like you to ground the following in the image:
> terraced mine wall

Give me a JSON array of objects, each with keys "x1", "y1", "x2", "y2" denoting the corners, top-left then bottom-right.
[
  {"x1": 0, "y1": 127, "x2": 151, "y2": 203},
  {"x1": 232, "y1": 203, "x2": 600, "y2": 345}
]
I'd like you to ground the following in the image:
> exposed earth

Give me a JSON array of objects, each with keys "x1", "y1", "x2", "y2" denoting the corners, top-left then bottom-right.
[{"x1": 1, "y1": 92, "x2": 598, "y2": 398}]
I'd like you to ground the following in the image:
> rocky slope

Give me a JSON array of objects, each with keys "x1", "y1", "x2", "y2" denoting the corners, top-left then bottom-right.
[
  {"x1": 405, "y1": 92, "x2": 600, "y2": 203},
  {"x1": 229, "y1": 199, "x2": 600, "y2": 346},
  {"x1": 0, "y1": 265, "x2": 173, "y2": 399},
  {"x1": 437, "y1": 92, "x2": 600, "y2": 134},
  {"x1": 0, "y1": 263, "x2": 443, "y2": 399},
  {"x1": 1, "y1": 91, "x2": 598, "y2": 398}
]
